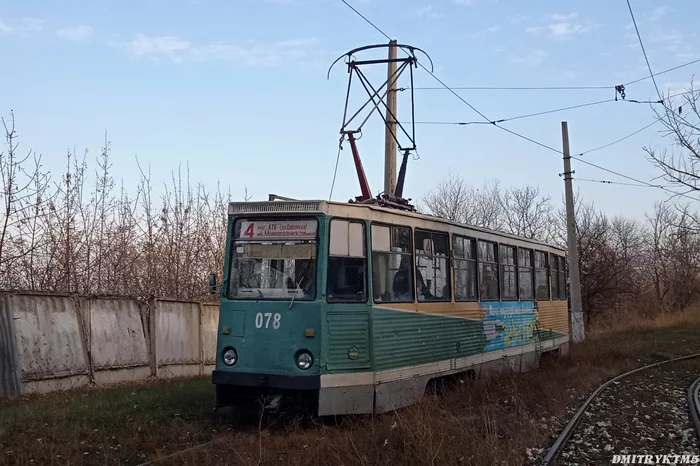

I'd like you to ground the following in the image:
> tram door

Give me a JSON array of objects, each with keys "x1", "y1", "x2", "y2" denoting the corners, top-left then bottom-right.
[{"x1": 325, "y1": 219, "x2": 371, "y2": 371}]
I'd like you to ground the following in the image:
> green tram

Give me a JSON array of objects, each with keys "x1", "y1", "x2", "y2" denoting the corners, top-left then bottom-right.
[{"x1": 211, "y1": 198, "x2": 570, "y2": 416}]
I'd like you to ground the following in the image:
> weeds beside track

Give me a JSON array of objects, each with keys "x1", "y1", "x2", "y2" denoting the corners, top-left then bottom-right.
[{"x1": 2, "y1": 314, "x2": 700, "y2": 466}]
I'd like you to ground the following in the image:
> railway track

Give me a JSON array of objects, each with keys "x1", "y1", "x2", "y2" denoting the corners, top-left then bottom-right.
[
  {"x1": 690, "y1": 375, "x2": 700, "y2": 441},
  {"x1": 540, "y1": 353, "x2": 700, "y2": 466}
]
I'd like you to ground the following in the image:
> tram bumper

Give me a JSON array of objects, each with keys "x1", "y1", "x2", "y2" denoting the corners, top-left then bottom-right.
[{"x1": 212, "y1": 370, "x2": 320, "y2": 412}]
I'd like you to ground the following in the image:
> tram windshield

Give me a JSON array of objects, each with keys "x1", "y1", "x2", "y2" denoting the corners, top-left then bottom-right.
[{"x1": 228, "y1": 218, "x2": 318, "y2": 300}]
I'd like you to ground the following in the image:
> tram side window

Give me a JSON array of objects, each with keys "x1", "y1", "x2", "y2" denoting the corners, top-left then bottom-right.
[
  {"x1": 414, "y1": 229, "x2": 451, "y2": 302},
  {"x1": 372, "y1": 225, "x2": 414, "y2": 303},
  {"x1": 551, "y1": 253, "x2": 560, "y2": 299},
  {"x1": 557, "y1": 255, "x2": 567, "y2": 300},
  {"x1": 453, "y1": 235, "x2": 477, "y2": 301},
  {"x1": 518, "y1": 248, "x2": 534, "y2": 300},
  {"x1": 534, "y1": 250, "x2": 550, "y2": 300},
  {"x1": 500, "y1": 244, "x2": 518, "y2": 300},
  {"x1": 478, "y1": 240, "x2": 499, "y2": 300},
  {"x1": 327, "y1": 219, "x2": 366, "y2": 303}
]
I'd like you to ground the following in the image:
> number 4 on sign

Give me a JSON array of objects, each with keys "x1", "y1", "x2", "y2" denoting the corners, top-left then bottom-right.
[{"x1": 244, "y1": 223, "x2": 254, "y2": 238}]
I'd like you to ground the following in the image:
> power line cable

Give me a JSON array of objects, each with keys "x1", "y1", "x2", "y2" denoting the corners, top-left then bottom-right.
[
  {"x1": 412, "y1": 89, "x2": 694, "y2": 141},
  {"x1": 577, "y1": 120, "x2": 659, "y2": 156},
  {"x1": 503, "y1": 99, "x2": 614, "y2": 122},
  {"x1": 626, "y1": 0, "x2": 662, "y2": 101},
  {"x1": 411, "y1": 118, "x2": 661, "y2": 160},
  {"x1": 624, "y1": 58, "x2": 700, "y2": 87},
  {"x1": 340, "y1": 0, "x2": 391, "y2": 41},
  {"x1": 339, "y1": 0, "x2": 700, "y2": 203},
  {"x1": 413, "y1": 85, "x2": 611, "y2": 91},
  {"x1": 574, "y1": 177, "x2": 672, "y2": 189},
  {"x1": 411, "y1": 98, "x2": 620, "y2": 126},
  {"x1": 572, "y1": 155, "x2": 700, "y2": 202},
  {"x1": 410, "y1": 59, "x2": 700, "y2": 94}
]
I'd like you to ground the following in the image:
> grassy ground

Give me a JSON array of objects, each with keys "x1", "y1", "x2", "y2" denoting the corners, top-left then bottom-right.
[{"x1": 2, "y1": 310, "x2": 700, "y2": 466}]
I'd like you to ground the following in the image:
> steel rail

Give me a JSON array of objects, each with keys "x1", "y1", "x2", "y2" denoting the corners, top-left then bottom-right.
[
  {"x1": 689, "y1": 375, "x2": 700, "y2": 441},
  {"x1": 540, "y1": 352, "x2": 700, "y2": 466}
]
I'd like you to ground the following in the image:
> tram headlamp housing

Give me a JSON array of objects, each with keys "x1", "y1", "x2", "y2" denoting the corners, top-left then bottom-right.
[
  {"x1": 296, "y1": 351, "x2": 313, "y2": 370},
  {"x1": 222, "y1": 347, "x2": 238, "y2": 366}
]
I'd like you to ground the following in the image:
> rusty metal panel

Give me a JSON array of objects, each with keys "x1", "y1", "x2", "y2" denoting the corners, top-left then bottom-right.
[{"x1": 0, "y1": 294, "x2": 21, "y2": 397}]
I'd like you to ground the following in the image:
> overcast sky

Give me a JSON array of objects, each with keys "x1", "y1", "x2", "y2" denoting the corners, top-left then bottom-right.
[{"x1": 1, "y1": 0, "x2": 698, "y2": 220}]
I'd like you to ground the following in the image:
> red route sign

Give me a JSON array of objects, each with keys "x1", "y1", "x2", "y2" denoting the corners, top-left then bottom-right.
[{"x1": 238, "y1": 220, "x2": 317, "y2": 239}]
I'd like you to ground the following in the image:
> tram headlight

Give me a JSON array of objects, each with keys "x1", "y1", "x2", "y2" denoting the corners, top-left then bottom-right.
[
  {"x1": 296, "y1": 351, "x2": 313, "y2": 370},
  {"x1": 222, "y1": 347, "x2": 238, "y2": 366}
]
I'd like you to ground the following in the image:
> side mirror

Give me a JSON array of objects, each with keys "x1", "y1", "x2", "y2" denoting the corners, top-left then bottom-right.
[{"x1": 209, "y1": 272, "x2": 217, "y2": 295}]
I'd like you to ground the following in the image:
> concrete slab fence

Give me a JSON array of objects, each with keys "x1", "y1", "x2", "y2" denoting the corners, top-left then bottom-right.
[{"x1": 0, "y1": 292, "x2": 219, "y2": 398}]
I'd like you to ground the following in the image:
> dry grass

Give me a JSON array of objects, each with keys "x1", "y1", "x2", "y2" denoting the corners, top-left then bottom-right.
[
  {"x1": 2, "y1": 312, "x2": 700, "y2": 466},
  {"x1": 588, "y1": 304, "x2": 700, "y2": 336}
]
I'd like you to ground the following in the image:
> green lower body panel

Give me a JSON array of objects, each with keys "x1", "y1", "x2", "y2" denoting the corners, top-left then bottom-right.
[{"x1": 372, "y1": 301, "x2": 566, "y2": 372}]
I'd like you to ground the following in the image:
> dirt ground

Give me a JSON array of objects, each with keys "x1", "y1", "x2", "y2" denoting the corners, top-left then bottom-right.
[{"x1": 2, "y1": 316, "x2": 700, "y2": 466}]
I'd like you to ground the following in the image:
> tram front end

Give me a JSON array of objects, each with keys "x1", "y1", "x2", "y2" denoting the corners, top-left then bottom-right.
[{"x1": 212, "y1": 213, "x2": 324, "y2": 415}]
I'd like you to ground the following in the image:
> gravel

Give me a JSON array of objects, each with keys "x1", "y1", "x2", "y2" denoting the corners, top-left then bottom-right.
[{"x1": 548, "y1": 360, "x2": 700, "y2": 465}]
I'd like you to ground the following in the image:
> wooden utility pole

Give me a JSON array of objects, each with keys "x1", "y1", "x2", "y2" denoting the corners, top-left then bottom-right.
[
  {"x1": 384, "y1": 40, "x2": 398, "y2": 197},
  {"x1": 561, "y1": 121, "x2": 585, "y2": 343}
]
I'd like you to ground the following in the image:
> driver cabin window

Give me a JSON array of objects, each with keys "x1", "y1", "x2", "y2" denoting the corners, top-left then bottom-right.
[{"x1": 327, "y1": 219, "x2": 367, "y2": 302}]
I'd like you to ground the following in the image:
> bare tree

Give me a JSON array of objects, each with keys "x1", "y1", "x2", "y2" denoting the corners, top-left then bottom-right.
[
  {"x1": 421, "y1": 172, "x2": 476, "y2": 224},
  {"x1": 644, "y1": 80, "x2": 700, "y2": 194},
  {"x1": 499, "y1": 185, "x2": 555, "y2": 242},
  {"x1": 0, "y1": 111, "x2": 51, "y2": 282}
]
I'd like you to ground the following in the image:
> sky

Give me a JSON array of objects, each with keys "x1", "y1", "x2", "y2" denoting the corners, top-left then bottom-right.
[{"x1": 1, "y1": 0, "x2": 699, "y2": 222}]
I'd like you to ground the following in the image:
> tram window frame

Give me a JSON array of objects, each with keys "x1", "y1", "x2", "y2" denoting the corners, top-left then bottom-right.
[
  {"x1": 478, "y1": 240, "x2": 499, "y2": 301},
  {"x1": 534, "y1": 250, "x2": 550, "y2": 300},
  {"x1": 414, "y1": 228, "x2": 451, "y2": 302},
  {"x1": 453, "y1": 234, "x2": 478, "y2": 302},
  {"x1": 327, "y1": 218, "x2": 368, "y2": 303},
  {"x1": 499, "y1": 244, "x2": 518, "y2": 300},
  {"x1": 371, "y1": 223, "x2": 415, "y2": 303},
  {"x1": 518, "y1": 248, "x2": 534, "y2": 301},
  {"x1": 557, "y1": 255, "x2": 567, "y2": 300},
  {"x1": 550, "y1": 253, "x2": 560, "y2": 299}
]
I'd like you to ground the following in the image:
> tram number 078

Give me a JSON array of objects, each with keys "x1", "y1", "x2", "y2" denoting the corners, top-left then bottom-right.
[{"x1": 255, "y1": 312, "x2": 281, "y2": 329}]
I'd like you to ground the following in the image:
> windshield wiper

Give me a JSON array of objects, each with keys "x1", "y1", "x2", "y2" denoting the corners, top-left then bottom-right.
[
  {"x1": 289, "y1": 256, "x2": 314, "y2": 309},
  {"x1": 289, "y1": 273, "x2": 305, "y2": 310}
]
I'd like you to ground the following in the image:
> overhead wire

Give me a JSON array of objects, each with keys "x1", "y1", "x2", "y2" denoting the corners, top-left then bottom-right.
[
  {"x1": 574, "y1": 177, "x2": 671, "y2": 189},
  {"x1": 413, "y1": 85, "x2": 611, "y2": 91},
  {"x1": 411, "y1": 118, "x2": 663, "y2": 160},
  {"x1": 411, "y1": 59, "x2": 700, "y2": 95},
  {"x1": 624, "y1": 57, "x2": 700, "y2": 86},
  {"x1": 411, "y1": 89, "x2": 695, "y2": 147},
  {"x1": 339, "y1": 0, "x2": 700, "y2": 203},
  {"x1": 410, "y1": 98, "x2": 633, "y2": 126},
  {"x1": 576, "y1": 120, "x2": 659, "y2": 157},
  {"x1": 340, "y1": 0, "x2": 391, "y2": 41},
  {"x1": 626, "y1": 0, "x2": 663, "y2": 102},
  {"x1": 572, "y1": 155, "x2": 700, "y2": 201},
  {"x1": 503, "y1": 99, "x2": 615, "y2": 122}
]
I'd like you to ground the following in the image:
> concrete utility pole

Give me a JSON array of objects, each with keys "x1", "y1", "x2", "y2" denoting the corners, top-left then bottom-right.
[
  {"x1": 384, "y1": 39, "x2": 398, "y2": 197},
  {"x1": 561, "y1": 121, "x2": 585, "y2": 343}
]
